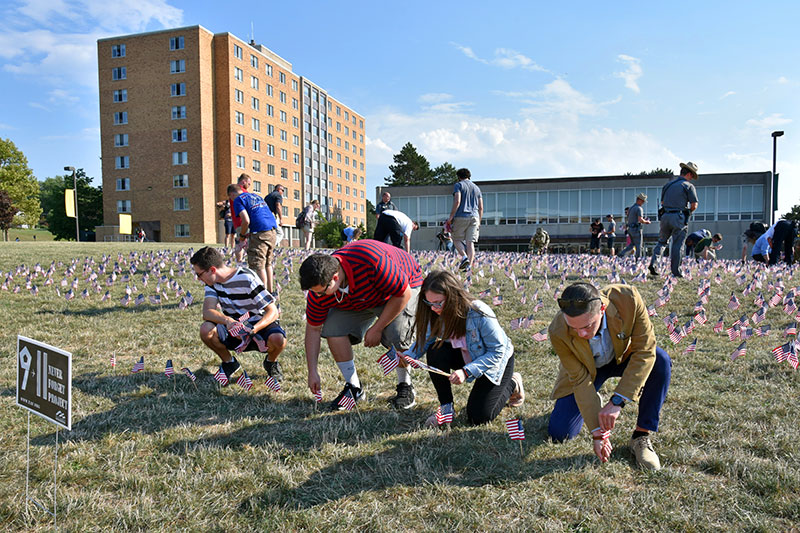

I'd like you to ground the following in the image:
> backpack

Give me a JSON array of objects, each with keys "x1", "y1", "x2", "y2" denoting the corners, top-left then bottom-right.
[{"x1": 295, "y1": 210, "x2": 306, "y2": 229}]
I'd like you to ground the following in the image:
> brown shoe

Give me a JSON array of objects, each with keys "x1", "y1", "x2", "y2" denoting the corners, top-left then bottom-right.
[
  {"x1": 507, "y1": 372, "x2": 525, "y2": 407},
  {"x1": 630, "y1": 435, "x2": 661, "y2": 470}
]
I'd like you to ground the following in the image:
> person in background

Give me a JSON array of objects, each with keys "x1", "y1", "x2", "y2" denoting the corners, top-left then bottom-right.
[
  {"x1": 529, "y1": 227, "x2": 550, "y2": 255},
  {"x1": 373, "y1": 209, "x2": 419, "y2": 253},
  {"x1": 619, "y1": 194, "x2": 651, "y2": 258},
  {"x1": 216, "y1": 199, "x2": 235, "y2": 251},
  {"x1": 765, "y1": 219, "x2": 797, "y2": 266},
  {"x1": 264, "y1": 184, "x2": 285, "y2": 247},
  {"x1": 589, "y1": 218, "x2": 604, "y2": 254},
  {"x1": 341, "y1": 226, "x2": 363, "y2": 245},
  {"x1": 302, "y1": 200, "x2": 320, "y2": 251},
  {"x1": 684, "y1": 229, "x2": 710, "y2": 259},
  {"x1": 403, "y1": 270, "x2": 523, "y2": 428},
  {"x1": 694, "y1": 233, "x2": 722, "y2": 260},
  {"x1": 649, "y1": 162, "x2": 699, "y2": 278},
  {"x1": 436, "y1": 222, "x2": 455, "y2": 253},
  {"x1": 375, "y1": 191, "x2": 397, "y2": 219},
  {"x1": 232, "y1": 183, "x2": 279, "y2": 293},
  {"x1": 446, "y1": 168, "x2": 483, "y2": 271},
  {"x1": 742, "y1": 228, "x2": 769, "y2": 263},
  {"x1": 603, "y1": 214, "x2": 616, "y2": 256}
]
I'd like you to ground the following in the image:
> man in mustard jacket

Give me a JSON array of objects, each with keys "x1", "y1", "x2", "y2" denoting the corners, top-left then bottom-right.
[{"x1": 547, "y1": 282, "x2": 671, "y2": 470}]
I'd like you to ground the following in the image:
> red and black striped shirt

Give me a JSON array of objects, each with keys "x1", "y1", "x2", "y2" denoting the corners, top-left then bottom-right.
[{"x1": 305, "y1": 240, "x2": 422, "y2": 326}]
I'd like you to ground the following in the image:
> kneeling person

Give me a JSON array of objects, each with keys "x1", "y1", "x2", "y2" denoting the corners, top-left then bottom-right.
[
  {"x1": 547, "y1": 282, "x2": 671, "y2": 470},
  {"x1": 191, "y1": 246, "x2": 286, "y2": 383}
]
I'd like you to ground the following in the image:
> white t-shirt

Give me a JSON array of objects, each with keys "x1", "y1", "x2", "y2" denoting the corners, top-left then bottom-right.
[{"x1": 382, "y1": 209, "x2": 414, "y2": 239}]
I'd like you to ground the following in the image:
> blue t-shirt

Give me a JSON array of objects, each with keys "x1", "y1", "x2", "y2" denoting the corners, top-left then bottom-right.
[
  {"x1": 752, "y1": 233, "x2": 771, "y2": 257},
  {"x1": 453, "y1": 180, "x2": 482, "y2": 218},
  {"x1": 233, "y1": 192, "x2": 277, "y2": 233},
  {"x1": 343, "y1": 227, "x2": 356, "y2": 242}
]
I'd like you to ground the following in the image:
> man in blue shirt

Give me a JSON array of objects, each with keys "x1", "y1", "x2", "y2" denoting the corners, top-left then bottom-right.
[
  {"x1": 446, "y1": 168, "x2": 483, "y2": 271},
  {"x1": 649, "y1": 162, "x2": 699, "y2": 278},
  {"x1": 232, "y1": 176, "x2": 278, "y2": 293}
]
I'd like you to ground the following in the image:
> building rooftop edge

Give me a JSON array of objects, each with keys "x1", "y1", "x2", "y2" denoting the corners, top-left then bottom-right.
[{"x1": 97, "y1": 24, "x2": 212, "y2": 43}]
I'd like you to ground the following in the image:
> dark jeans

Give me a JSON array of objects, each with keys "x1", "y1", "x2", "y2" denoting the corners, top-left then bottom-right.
[
  {"x1": 426, "y1": 342, "x2": 515, "y2": 425},
  {"x1": 548, "y1": 346, "x2": 672, "y2": 441},
  {"x1": 769, "y1": 220, "x2": 796, "y2": 265},
  {"x1": 373, "y1": 214, "x2": 404, "y2": 249}
]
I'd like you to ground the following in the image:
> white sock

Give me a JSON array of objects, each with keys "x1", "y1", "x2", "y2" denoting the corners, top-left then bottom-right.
[
  {"x1": 336, "y1": 360, "x2": 360, "y2": 388},
  {"x1": 396, "y1": 366, "x2": 412, "y2": 385}
]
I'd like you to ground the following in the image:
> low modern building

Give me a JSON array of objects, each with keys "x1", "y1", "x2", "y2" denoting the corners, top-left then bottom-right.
[
  {"x1": 379, "y1": 171, "x2": 774, "y2": 260},
  {"x1": 96, "y1": 25, "x2": 367, "y2": 243}
]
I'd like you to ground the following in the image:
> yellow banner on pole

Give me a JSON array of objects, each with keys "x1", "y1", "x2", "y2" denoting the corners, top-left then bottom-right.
[
  {"x1": 119, "y1": 214, "x2": 132, "y2": 235},
  {"x1": 65, "y1": 189, "x2": 75, "y2": 218}
]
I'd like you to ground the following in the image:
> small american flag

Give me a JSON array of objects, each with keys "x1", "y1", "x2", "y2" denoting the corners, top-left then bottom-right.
[
  {"x1": 728, "y1": 293, "x2": 740, "y2": 310},
  {"x1": 769, "y1": 292, "x2": 783, "y2": 308},
  {"x1": 213, "y1": 367, "x2": 229, "y2": 386},
  {"x1": 785, "y1": 323, "x2": 797, "y2": 336},
  {"x1": 752, "y1": 306, "x2": 768, "y2": 324},
  {"x1": 181, "y1": 367, "x2": 197, "y2": 382},
  {"x1": 65, "y1": 289, "x2": 74, "y2": 301},
  {"x1": 669, "y1": 326, "x2": 684, "y2": 344},
  {"x1": 264, "y1": 375, "x2": 281, "y2": 392},
  {"x1": 149, "y1": 294, "x2": 162, "y2": 305},
  {"x1": 726, "y1": 324, "x2": 740, "y2": 341},
  {"x1": 338, "y1": 389, "x2": 356, "y2": 411},
  {"x1": 313, "y1": 389, "x2": 323, "y2": 403},
  {"x1": 178, "y1": 296, "x2": 188, "y2": 310},
  {"x1": 532, "y1": 329, "x2": 548, "y2": 342},
  {"x1": 164, "y1": 359, "x2": 174, "y2": 377},
  {"x1": 131, "y1": 356, "x2": 144, "y2": 373},
  {"x1": 694, "y1": 311, "x2": 707, "y2": 325},
  {"x1": 435, "y1": 405, "x2": 454, "y2": 425},
  {"x1": 237, "y1": 370, "x2": 253, "y2": 391},
  {"x1": 647, "y1": 305, "x2": 657, "y2": 317},
  {"x1": 713, "y1": 316, "x2": 725, "y2": 334},
  {"x1": 772, "y1": 342, "x2": 792, "y2": 362},
  {"x1": 510, "y1": 318, "x2": 521, "y2": 330},
  {"x1": 784, "y1": 299, "x2": 797, "y2": 316},
  {"x1": 492, "y1": 294, "x2": 503, "y2": 306},
  {"x1": 505, "y1": 418, "x2": 526, "y2": 440},
  {"x1": 683, "y1": 338, "x2": 698, "y2": 354},
  {"x1": 101, "y1": 290, "x2": 110, "y2": 302},
  {"x1": 400, "y1": 354, "x2": 422, "y2": 369},
  {"x1": 730, "y1": 341, "x2": 747, "y2": 361},
  {"x1": 756, "y1": 324, "x2": 771, "y2": 337},
  {"x1": 135, "y1": 294, "x2": 145, "y2": 306},
  {"x1": 788, "y1": 351, "x2": 799, "y2": 370},
  {"x1": 754, "y1": 292, "x2": 766, "y2": 307},
  {"x1": 376, "y1": 348, "x2": 399, "y2": 376},
  {"x1": 110, "y1": 353, "x2": 116, "y2": 368}
]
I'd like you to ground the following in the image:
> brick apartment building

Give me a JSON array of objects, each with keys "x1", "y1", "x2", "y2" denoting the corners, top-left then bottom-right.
[{"x1": 96, "y1": 25, "x2": 367, "y2": 244}]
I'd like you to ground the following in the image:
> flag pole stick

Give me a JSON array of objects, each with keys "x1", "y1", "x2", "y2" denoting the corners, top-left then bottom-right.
[{"x1": 519, "y1": 440, "x2": 523, "y2": 456}]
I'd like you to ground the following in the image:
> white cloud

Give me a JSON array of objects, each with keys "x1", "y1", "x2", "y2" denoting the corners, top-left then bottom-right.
[
  {"x1": 720, "y1": 91, "x2": 736, "y2": 99},
  {"x1": 452, "y1": 43, "x2": 549, "y2": 73},
  {"x1": 614, "y1": 54, "x2": 642, "y2": 93},
  {"x1": 365, "y1": 136, "x2": 393, "y2": 155},
  {"x1": 497, "y1": 79, "x2": 614, "y2": 122},
  {"x1": 745, "y1": 113, "x2": 792, "y2": 132},
  {"x1": 776, "y1": 76, "x2": 789, "y2": 84},
  {"x1": 28, "y1": 101, "x2": 49, "y2": 110},
  {"x1": 418, "y1": 93, "x2": 453, "y2": 104}
]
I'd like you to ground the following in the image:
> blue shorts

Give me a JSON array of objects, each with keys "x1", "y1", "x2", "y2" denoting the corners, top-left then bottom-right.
[
  {"x1": 216, "y1": 320, "x2": 285, "y2": 352},
  {"x1": 224, "y1": 220, "x2": 235, "y2": 235}
]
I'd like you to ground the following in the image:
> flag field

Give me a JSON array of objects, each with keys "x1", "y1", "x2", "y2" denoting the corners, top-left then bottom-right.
[{"x1": 0, "y1": 242, "x2": 798, "y2": 531}]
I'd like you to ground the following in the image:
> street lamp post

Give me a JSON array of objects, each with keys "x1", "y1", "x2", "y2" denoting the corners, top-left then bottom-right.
[
  {"x1": 64, "y1": 166, "x2": 79, "y2": 241},
  {"x1": 771, "y1": 131, "x2": 784, "y2": 226}
]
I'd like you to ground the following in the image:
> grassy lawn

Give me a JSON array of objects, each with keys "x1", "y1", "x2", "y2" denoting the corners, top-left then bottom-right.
[
  {"x1": 0, "y1": 242, "x2": 798, "y2": 532},
  {"x1": 4, "y1": 227, "x2": 55, "y2": 242}
]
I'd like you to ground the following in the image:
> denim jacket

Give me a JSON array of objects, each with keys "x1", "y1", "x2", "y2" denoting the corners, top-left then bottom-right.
[{"x1": 407, "y1": 300, "x2": 514, "y2": 385}]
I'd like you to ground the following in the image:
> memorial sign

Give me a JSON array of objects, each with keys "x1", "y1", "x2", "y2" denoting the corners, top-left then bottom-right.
[{"x1": 16, "y1": 336, "x2": 71, "y2": 430}]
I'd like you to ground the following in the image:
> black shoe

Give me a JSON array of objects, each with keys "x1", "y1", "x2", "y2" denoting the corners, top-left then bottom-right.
[
  {"x1": 221, "y1": 357, "x2": 240, "y2": 381},
  {"x1": 263, "y1": 359, "x2": 284, "y2": 383},
  {"x1": 458, "y1": 257, "x2": 470, "y2": 271},
  {"x1": 330, "y1": 382, "x2": 364, "y2": 411},
  {"x1": 389, "y1": 382, "x2": 416, "y2": 410},
  {"x1": 648, "y1": 265, "x2": 659, "y2": 276}
]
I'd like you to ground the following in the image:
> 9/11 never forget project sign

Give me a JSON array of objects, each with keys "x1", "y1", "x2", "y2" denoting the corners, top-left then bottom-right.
[{"x1": 16, "y1": 336, "x2": 71, "y2": 430}]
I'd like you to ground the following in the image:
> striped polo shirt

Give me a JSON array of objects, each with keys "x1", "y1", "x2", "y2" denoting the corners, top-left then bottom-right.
[
  {"x1": 204, "y1": 267, "x2": 274, "y2": 318},
  {"x1": 305, "y1": 240, "x2": 423, "y2": 326}
]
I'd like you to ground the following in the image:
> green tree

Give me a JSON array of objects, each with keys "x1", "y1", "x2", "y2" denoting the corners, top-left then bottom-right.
[
  {"x1": 39, "y1": 169, "x2": 103, "y2": 240},
  {"x1": 366, "y1": 200, "x2": 377, "y2": 238},
  {"x1": 431, "y1": 162, "x2": 457, "y2": 185},
  {"x1": 0, "y1": 190, "x2": 15, "y2": 241},
  {"x1": 782, "y1": 204, "x2": 800, "y2": 224},
  {"x1": 0, "y1": 138, "x2": 42, "y2": 229},
  {"x1": 385, "y1": 142, "x2": 433, "y2": 186},
  {"x1": 314, "y1": 218, "x2": 347, "y2": 248},
  {"x1": 624, "y1": 168, "x2": 674, "y2": 177}
]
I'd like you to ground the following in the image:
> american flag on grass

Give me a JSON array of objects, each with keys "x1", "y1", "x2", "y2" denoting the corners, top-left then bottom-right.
[
  {"x1": 785, "y1": 323, "x2": 797, "y2": 337},
  {"x1": 101, "y1": 290, "x2": 110, "y2": 302},
  {"x1": 313, "y1": 389, "x2": 323, "y2": 403},
  {"x1": 728, "y1": 293, "x2": 740, "y2": 310},
  {"x1": 510, "y1": 317, "x2": 521, "y2": 330},
  {"x1": 784, "y1": 299, "x2": 797, "y2": 316},
  {"x1": 788, "y1": 351, "x2": 799, "y2": 370},
  {"x1": 647, "y1": 305, "x2": 657, "y2": 317},
  {"x1": 149, "y1": 294, "x2": 162, "y2": 305},
  {"x1": 669, "y1": 326, "x2": 685, "y2": 345},
  {"x1": 772, "y1": 342, "x2": 792, "y2": 363},
  {"x1": 131, "y1": 356, "x2": 144, "y2": 373},
  {"x1": 683, "y1": 338, "x2": 698, "y2": 354},
  {"x1": 236, "y1": 370, "x2": 253, "y2": 391},
  {"x1": 492, "y1": 294, "x2": 503, "y2": 306},
  {"x1": 726, "y1": 324, "x2": 741, "y2": 341},
  {"x1": 110, "y1": 353, "x2": 116, "y2": 368},
  {"x1": 338, "y1": 389, "x2": 356, "y2": 411},
  {"x1": 435, "y1": 405, "x2": 454, "y2": 425},
  {"x1": 505, "y1": 418, "x2": 526, "y2": 440},
  {"x1": 756, "y1": 324, "x2": 771, "y2": 337},
  {"x1": 694, "y1": 311, "x2": 707, "y2": 325},
  {"x1": 376, "y1": 347, "x2": 399, "y2": 376},
  {"x1": 181, "y1": 367, "x2": 197, "y2": 382},
  {"x1": 752, "y1": 306, "x2": 768, "y2": 324},
  {"x1": 713, "y1": 316, "x2": 725, "y2": 333},
  {"x1": 213, "y1": 367, "x2": 229, "y2": 386},
  {"x1": 684, "y1": 320, "x2": 695, "y2": 335},
  {"x1": 754, "y1": 292, "x2": 766, "y2": 307},
  {"x1": 532, "y1": 329, "x2": 548, "y2": 342},
  {"x1": 135, "y1": 294, "x2": 145, "y2": 306},
  {"x1": 264, "y1": 375, "x2": 281, "y2": 392},
  {"x1": 730, "y1": 342, "x2": 747, "y2": 361},
  {"x1": 164, "y1": 359, "x2": 174, "y2": 377},
  {"x1": 769, "y1": 292, "x2": 783, "y2": 308}
]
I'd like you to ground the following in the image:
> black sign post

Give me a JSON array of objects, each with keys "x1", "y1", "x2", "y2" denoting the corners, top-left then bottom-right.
[{"x1": 16, "y1": 335, "x2": 72, "y2": 530}]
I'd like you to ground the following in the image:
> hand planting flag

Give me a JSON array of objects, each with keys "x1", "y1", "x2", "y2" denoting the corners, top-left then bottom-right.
[
  {"x1": 164, "y1": 359, "x2": 174, "y2": 377},
  {"x1": 505, "y1": 418, "x2": 526, "y2": 440},
  {"x1": 730, "y1": 342, "x2": 747, "y2": 361},
  {"x1": 181, "y1": 367, "x2": 197, "y2": 382},
  {"x1": 532, "y1": 329, "x2": 548, "y2": 342},
  {"x1": 131, "y1": 356, "x2": 144, "y2": 373},
  {"x1": 376, "y1": 347, "x2": 399, "y2": 376},
  {"x1": 313, "y1": 389, "x2": 323, "y2": 403}
]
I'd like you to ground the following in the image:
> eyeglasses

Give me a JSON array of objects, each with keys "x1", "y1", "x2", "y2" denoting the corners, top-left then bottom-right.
[
  {"x1": 193, "y1": 269, "x2": 209, "y2": 280},
  {"x1": 422, "y1": 298, "x2": 445, "y2": 309},
  {"x1": 557, "y1": 296, "x2": 600, "y2": 311},
  {"x1": 312, "y1": 279, "x2": 333, "y2": 297}
]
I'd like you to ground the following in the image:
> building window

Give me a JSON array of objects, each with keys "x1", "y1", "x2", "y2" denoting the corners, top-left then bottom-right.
[
  {"x1": 279, "y1": 72, "x2": 286, "y2": 84},
  {"x1": 267, "y1": 164, "x2": 275, "y2": 176},
  {"x1": 171, "y1": 83, "x2": 186, "y2": 97},
  {"x1": 266, "y1": 124, "x2": 274, "y2": 136},
  {"x1": 175, "y1": 224, "x2": 189, "y2": 237},
  {"x1": 115, "y1": 156, "x2": 129, "y2": 169},
  {"x1": 236, "y1": 155, "x2": 245, "y2": 169},
  {"x1": 252, "y1": 139, "x2": 260, "y2": 152},
  {"x1": 281, "y1": 167, "x2": 288, "y2": 180},
  {"x1": 279, "y1": 91, "x2": 287, "y2": 104},
  {"x1": 253, "y1": 180, "x2": 261, "y2": 192},
  {"x1": 235, "y1": 89, "x2": 244, "y2": 104},
  {"x1": 172, "y1": 151, "x2": 188, "y2": 165},
  {"x1": 292, "y1": 98, "x2": 298, "y2": 110},
  {"x1": 251, "y1": 96, "x2": 259, "y2": 111},
  {"x1": 235, "y1": 133, "x2": 245, "y2": 147},
  {"x1": 279, "y1": 110, "x2": 286, "y2": 123},
  {"x1": 252, "y1": 160, "x2": 261, "y2": 173},
  {"x1": 112, "y1": 67, "x2": 126, "y2": 80},
  {"x1": 173, "y1": 174, "x2": 188, "y2": 188},
  {"x1": 293, "y1": 153, "x2": 300, "y2": 164},
  {"x1": 294, "y1": 189, "x2": 300, "y2": 200},
  {"x1": 111, "y1": 44, "x2": 125, "y2": 57},
  {"x1": 292, "y1": 117, "x2": 299, "y2": 128},
  {"x1": 293, "y1": 171, "x2": 300, "y2": 182},
  {"x1": 266, "y1": 84, "x2": 273, "y2": 97},
  {"x1": 293, "y1": 134, "x2": 300, "y2": 146},
  {"x1": 292, "y1": 79, "x2": 298, "y2": 91},
  {"x1": 113, "y1": 89, "x2": 127, "y2": 103},
  {"x1": 234, "y1": 44, "x2": 242, "y2": 59},
  {"x1": 266, "y1": 144, "x2": 274, "y2": 156},
  {"x1": 174, "y1": 197, "x2": 189, "y2": 211},
  {"x1": 250, "y1": 76, "x2": 259, "y2": 90},
  {"x1": 250, "y1": 55, "x2": 258, "y2": 68},
  {"x1": 172, "y1": 128, "x2": 187, "y2": 142},
  {"x1": 235, "y1": 111, "x2": 244, "y2": 125},
  {"x1": 280, "y1": 129, "x2": 287, "y2": 142},
  {"x1": 170, "y1": 36, "x2": 184, "y2": 50},
  {"x1": 116, "y1": 178, "x2": 130, "y2": 191},
  {"x1": 265, "y1": 64, "x2": 272, "y2": 76},
  {"x1": 114, "y1": 133, "x2": 128, "y2": 147},
  {"x1": 170, "y1": 59, "x2": 185, "y2": 73},
  {"x1": 234, "y1": 67, "x2": 243, "y2": 81},
  {"x1": 280, "y1": 149, "x2": 287, "y2": 161},
  {"x1": 172, "y1": 106, "x2": 186, "y2": 119},
  {"x1": 252, "y1": 117, "x2": 260, "y2": 131},
  {"x1": 117, "y1": 200, "x2": 131, "y2": 213}
]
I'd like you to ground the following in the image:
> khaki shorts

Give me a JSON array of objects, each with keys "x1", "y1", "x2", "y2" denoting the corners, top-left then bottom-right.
[
  {"x1": 452, "y1": 216, "x2": 480, "y2": 243},
  {"x1": 320, "y1": 286, "x2": 420, "y2": 351},
  {"x1": 247, "y1": 229, "x2": 277, "y2": 270}
]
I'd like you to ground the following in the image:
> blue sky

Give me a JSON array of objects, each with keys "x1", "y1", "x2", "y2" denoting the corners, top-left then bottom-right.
[{"x1": 1, "y1": 0, "x2": 799, "y2": 215}]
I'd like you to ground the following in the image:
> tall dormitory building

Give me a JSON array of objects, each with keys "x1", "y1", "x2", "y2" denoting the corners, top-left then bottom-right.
[{"x1": 97, "y1": 25, "x2": 367, "y2": 243}]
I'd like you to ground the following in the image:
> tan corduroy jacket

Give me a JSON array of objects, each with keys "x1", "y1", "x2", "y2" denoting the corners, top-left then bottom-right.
[{"x1": 548, "y1": 284, "x2": 656, "y2": 432}]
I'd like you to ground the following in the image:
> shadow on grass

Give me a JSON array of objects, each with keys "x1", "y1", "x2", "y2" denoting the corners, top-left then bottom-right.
[
  {"x1": 239, "y1": 428, "x2": 583, "y2": 511},
  {"x1": 34, "y1": 301, "x2": 188, "y2": 317}
]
